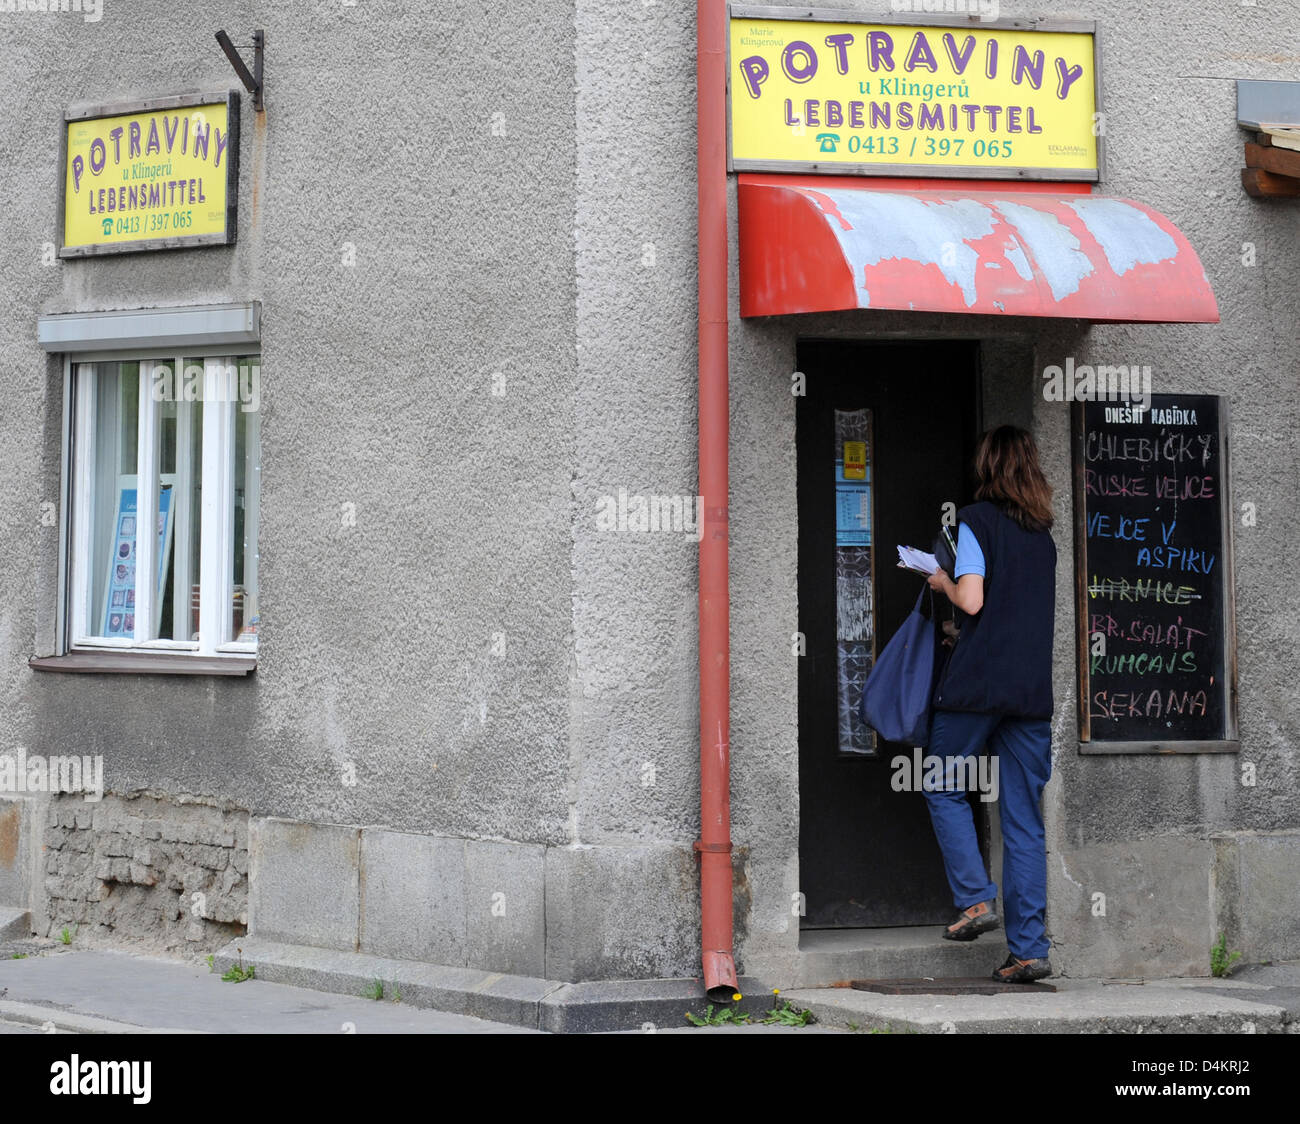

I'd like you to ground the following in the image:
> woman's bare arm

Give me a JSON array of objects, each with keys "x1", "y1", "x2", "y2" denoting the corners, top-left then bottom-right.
[{"x1": 927, "y1": 570, "x2": 984, "y2": 615}]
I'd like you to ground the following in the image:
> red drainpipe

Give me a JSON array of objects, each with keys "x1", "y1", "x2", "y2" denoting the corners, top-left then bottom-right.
[{"x1": 695, "y1": 0, "x2": 739, "y2": 1002}]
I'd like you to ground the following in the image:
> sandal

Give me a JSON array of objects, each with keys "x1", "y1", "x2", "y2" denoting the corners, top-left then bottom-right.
[
  {"x1": 942, "y1": 899, "x2": 1000, "y2": 942},
  {"x1": 992, "y1": 953, "x2": 1052, "y2": 983}
]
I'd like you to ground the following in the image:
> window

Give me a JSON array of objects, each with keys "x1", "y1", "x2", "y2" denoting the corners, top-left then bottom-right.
[{"x1": 66, "y1": 352, "x2": 260, "y2": 659}]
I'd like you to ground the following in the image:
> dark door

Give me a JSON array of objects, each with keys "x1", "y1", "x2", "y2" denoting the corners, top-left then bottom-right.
[{"x1": 797, "y1": 340, "x2": 986, "y2": 928}]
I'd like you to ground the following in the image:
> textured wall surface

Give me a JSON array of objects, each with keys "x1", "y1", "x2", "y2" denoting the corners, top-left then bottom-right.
[
  {"x1": 713, "y1": 0, "x2": 1300, "y2": 977},
  {"x1": 1, "y1": 0, "x2": 1296, "y2": 980},
  {"x1": 38, "y1": 793, "x2": 249, "y2": 952},
  {"x1": 1, "y1": 1, "x2": 577, "y2": 842}
]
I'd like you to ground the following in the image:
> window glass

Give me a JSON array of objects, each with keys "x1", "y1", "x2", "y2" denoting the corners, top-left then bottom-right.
[
  {"x1": 72, "y1": 352, "x2": 259, "y2": 656},
  {"x1": 86, "y1": 361, "x2": 140, "y2": 640},
  {"x1": 154, "y1": 359, "x2": 204, "y2": 641},
  {"x1": 231, "y1": 355, "x2": 260, "y2": 644}
]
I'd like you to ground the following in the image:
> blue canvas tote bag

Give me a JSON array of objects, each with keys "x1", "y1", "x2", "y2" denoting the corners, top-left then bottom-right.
[{"x1": 859, "y1": 585, "x2": 937, "y2": 747}]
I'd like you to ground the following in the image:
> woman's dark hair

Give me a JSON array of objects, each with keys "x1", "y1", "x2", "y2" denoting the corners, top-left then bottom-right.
[{"x1": 973, "y1": 425, "x2": 1054, "y2": 532}]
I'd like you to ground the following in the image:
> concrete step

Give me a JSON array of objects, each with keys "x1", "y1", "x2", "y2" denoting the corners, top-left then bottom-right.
[
  {"x1": 782, "y1": 977, "x2": 1293, "y2": 1034},
  {"x1": 0, "y1": 908, "x2": 31, "y2": 940},
  {"x1": 214, "y1": 929, "x2": 1012, "y2": 1031},
  {"x1": 212, "y1": 936, "x2": 772, "y2": 1033},
  {"x1": 791, "y1": 925, "x2": 1005, "y2": 987}
]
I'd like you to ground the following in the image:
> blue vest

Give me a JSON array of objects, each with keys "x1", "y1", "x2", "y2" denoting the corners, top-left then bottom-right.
[{"x1": 933, "y1": 501, "x2": 1057, "y2": 719}]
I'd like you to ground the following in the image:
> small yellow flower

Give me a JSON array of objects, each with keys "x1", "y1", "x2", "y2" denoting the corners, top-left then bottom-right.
[
  {"x1": 732, "y1": 992, "x2": 743, "y2": 1001},
  {"x1": 773, "y1": 988, "x2": 780, "y2": 995}
]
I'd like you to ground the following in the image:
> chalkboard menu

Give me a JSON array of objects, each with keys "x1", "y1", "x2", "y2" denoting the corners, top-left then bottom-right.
[{"x1": 1072, "y1": 395, "x2": 1238, "y2": 753}]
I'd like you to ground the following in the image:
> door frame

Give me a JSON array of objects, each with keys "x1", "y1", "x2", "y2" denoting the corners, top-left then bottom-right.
[{"x1": 795, "y1": 336, "x2": 991, "y2": 928}]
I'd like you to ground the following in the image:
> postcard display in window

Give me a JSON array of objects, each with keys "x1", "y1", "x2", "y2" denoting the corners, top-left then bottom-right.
[{"x1": 101, "y1": 484, "x2": 175, "y2": 639}]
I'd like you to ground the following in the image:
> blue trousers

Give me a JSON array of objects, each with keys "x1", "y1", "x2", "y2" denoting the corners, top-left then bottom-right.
[{"x1": 922, "y1": 709, "x2": 1052, "y2": 959}]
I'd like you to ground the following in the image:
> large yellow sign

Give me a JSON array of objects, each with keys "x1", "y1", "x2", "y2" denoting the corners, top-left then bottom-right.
[
  {"x1": 729, "y1": 16, "x2": 1099, "y2": 179},
  {"x1": 62, "y1": 96, "x2": 238, "y2": 256}
]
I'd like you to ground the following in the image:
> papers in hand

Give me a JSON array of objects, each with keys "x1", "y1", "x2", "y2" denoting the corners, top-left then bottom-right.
[{"x1": 897, "y1": 545, "x2": 940, "y2": 575}]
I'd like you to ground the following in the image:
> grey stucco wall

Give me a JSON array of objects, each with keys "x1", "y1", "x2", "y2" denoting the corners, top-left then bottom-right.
[
  {"x1": 1, "y1": 0, "x2": 1296, "y2": 981},
  {"x1": 1, "y1": 3, "x2": 576, "y2": 840},
  {"x1": 716, "y1": 0, "x2": 1300, "y2": 978}
]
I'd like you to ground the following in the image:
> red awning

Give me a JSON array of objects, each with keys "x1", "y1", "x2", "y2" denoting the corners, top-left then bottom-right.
[{"x1": 738, "y1": 174, "x2": 1219, "y2": 323}]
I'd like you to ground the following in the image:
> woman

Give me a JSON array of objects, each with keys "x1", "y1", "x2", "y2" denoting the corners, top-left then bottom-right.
[{"x1": 923, "y1": 425, "x2": 1057, "y2": 983}]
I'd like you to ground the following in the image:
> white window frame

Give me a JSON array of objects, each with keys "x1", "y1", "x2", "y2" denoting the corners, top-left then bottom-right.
[{"x1": 65, "y1": 347, "x2": 258, "y2": 661}]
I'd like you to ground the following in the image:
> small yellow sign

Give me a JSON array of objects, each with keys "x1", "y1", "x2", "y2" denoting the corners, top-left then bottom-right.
[
  {"x1": 62, "y1": 98, "x2": 236, "y2": 255},
  {"x1": 843, "y1": 441, "x2": 867, "y2": 480},
  {"x1": 730, "y1": 17, "x2": 1098, "y2": 178}
]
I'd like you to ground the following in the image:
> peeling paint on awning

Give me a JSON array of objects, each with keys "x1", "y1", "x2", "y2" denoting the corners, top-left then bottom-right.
[{"x1": 737, "y1": 174, "x2": 1219, "y2": 323}]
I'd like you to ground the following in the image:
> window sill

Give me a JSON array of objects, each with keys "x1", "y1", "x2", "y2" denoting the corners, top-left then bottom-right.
[{"x1": 29, "y1": 651, "x2": 256, "y2": 676}]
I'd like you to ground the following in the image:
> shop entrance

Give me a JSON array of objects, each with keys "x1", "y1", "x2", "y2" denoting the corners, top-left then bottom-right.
[{"x1": 796, "y1": 339, "x2": 987, "y2": 928}]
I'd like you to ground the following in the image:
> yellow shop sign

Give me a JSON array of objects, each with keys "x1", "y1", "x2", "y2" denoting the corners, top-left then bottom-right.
[
  {"x1": 61, "y1": 93, "x2": 240, "y2": 257},
  {"x1": 729, "y1": 13, "x2": 1100, "y2": 180}
]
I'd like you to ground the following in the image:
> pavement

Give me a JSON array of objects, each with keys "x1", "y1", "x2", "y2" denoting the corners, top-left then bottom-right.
[
  {"x1": 2, "y1": 932, "x2": 1296, "y2": 1034},
  {"x1": 0, "y1": 941, "x2": 538, "y2": 1034},
  {"x1": 0, "y1": 937, "x2": 844, "y2": 1034}
]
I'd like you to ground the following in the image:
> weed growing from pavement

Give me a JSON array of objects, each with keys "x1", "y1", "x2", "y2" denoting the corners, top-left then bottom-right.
[
  {"x1": 221, "y1": 948, "x2": 255, "y2": 982},
  {"x1": 59, "y1": 926, "x2": 74, "y2": 945},
  {"x1": 764, "y1": 999, "x2": 813, "y2": 1027},
  {"x1": 686, "y1": 1002, "x2": 750, "y2": 1027},
  {"x1": 685, "y1": 989, "x2": 814, "y2": 1028},
  {"x1": 1211, "y1": 933, "x2": 1244, "y2": 978}
]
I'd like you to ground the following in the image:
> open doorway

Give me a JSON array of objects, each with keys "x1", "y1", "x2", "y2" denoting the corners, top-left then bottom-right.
[{"x1": 796, "y1": 339, "x2": 987, "y2": 928}]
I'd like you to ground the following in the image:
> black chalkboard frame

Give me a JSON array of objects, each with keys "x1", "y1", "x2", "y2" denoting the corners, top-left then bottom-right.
[{"x1": 1071, "y1": 397, "x2": 1240, "y2": 755}]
